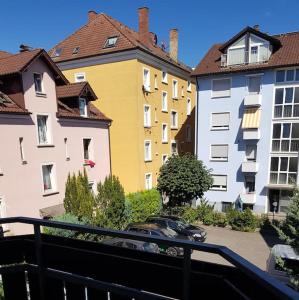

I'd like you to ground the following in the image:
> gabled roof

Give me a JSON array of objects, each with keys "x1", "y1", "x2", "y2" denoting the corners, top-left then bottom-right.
[
  {"x1": 192, "y1": 29, "x2": 299, "y2": 77},
  {"x1": 0, "y1": 51, "x2": 12, "y2": 59},
  {"x1": 0, "y1": 49, "x2": 68, "y2": 84},
  {"x1": 0, "y1": 91, "x2": 29, "y2": 114},
  {"x1": 50, "y1": 13, "x2": 191, "y2": 72},
  {"x1": 56, "y1": 82, "x2": 97, "y2": 100}
]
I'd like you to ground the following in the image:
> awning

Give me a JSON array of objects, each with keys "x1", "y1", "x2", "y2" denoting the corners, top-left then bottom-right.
[
  {"x1": 242, "y1": 108, "x2": 261, "y2": 129},
  {"x1": 39, "y1": 203, "x2": 65, "y2": 219}
]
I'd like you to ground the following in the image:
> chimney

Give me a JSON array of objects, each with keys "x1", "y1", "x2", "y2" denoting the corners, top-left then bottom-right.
[
  {"x1": 253, "y1": 24, "x2": 260, "y2": 31},
  {"x1": 19, "y1": 44, "x2": 32, "y2": 52},
  {"x1": 169, "y1": 29, "x2": 178, "y2": 62},
  {"x1": 88, "y1": 10, "x2": 97, "y2": 22},
  {"x1": 138, "y1": 7, "x2": 150, "y2": 45}
]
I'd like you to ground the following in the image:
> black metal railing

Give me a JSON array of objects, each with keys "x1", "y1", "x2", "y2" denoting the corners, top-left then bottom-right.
[{"x1": 0, "y1": 216, "x2": 297, "y2": 300}]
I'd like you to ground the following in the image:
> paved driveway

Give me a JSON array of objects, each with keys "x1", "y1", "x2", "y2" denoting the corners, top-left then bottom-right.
[{"x1": 192, "y1": 225, "x2": 281, "y2": 270}]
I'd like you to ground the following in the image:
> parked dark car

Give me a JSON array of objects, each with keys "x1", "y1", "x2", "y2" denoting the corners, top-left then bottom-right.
[
  {"x1": 146, "y1": 215, "x2": 207, "y2": 242},
  {"x1": 126, "y1": 223, "x2": 192, "y2": 257},
  {"x1": 102, "y1": 238, "x2": 159, "y2": 253}
]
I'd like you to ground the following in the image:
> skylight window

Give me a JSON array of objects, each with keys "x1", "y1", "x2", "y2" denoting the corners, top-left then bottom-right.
[
  {"x1": 52, "y1": 48, "x2": 62, "y2": 57},
  {"x1": 104, "y1": 36, "x2": 118, "y2": 48},
  {"x1": 72, "y1": 46, "x2": 80, "y2": 54}
]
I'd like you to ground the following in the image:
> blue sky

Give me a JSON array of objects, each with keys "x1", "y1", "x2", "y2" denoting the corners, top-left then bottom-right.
[{"x1": 2, "y1": 0, "x2": 299, "y2": 67}]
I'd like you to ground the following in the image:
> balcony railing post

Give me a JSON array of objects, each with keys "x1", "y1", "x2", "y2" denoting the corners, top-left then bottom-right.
[
  {"x1": 34, "y1": 224, "x2": 46, "y2": 300},
  {"x1": 183, "y1": 247, "x2": 192, "y2": 300}
]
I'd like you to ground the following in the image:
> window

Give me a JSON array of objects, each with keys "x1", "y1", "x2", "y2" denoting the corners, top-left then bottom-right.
[
  {"x1": 162, "y1": 91, "x2": 168, "y2": 112},
  {"x1": 211, "y1": 175, "x2": 227, "y2": 191},
  {"x1": 162, "y1": 123, "x2": 168, "y2": 143},
  {"x1": 245, "y1": 144, "x2": 257, "y2": 161},
  {"x1": 42, "y1": 164, "x2": 55, "y2": 193},
  {"x1": 187, "y1": 98, "x2": 191, "y2": 115},
  {"x1": 52, "y1": 48, "x2": 62, "y2": 58},
  {"x1": 172, "y1": 80, "x2": 178, "y2": 99},
  {"x1": 250, "y1": 46, "x2": 258, "y2": 63},
  {"x1": 248, "y1": 76, "x2": 261, "y2": 95},
  {"x1": 72, "y1": 47, "x2": 80, "y2": 54},
  {"x1": 154, "y1": 75, "x2": 158, "y2": 89},
  {"x1": 37, "y1": 115, "x2": 50, "y2": 145},
  {"x1": 269, "y1": 156, "x2": 298, "y2": 185},
  {"x1": 245, "y1": 175, "x2": 255, "y2": 193},
  {"x1": 222, "y1": 202, "x2": 231, "y2": 213},
  {"x1": 145, "y1": 173, "x2": 152, "y2": 190},
  {"x1": 162, "y1": 71, "x2": 168, "y2": 83},
  {"x1": 187, "y1": 81, "x2": 192, "y2": 92},
  {"x1": 274, "y1": 87, "x2": 299, "y2": 118},
  {"x1": 144, "y1": 140, "x2": 152, "y2": 161},
  {"x1": 79, "y1": 98, "x2": 87, "y2": 117},
  {"x1": 186, "y1": 126, "x2": 192, "y2": 142},
  {"x1": 211, "y1": 112, "x2": 230, "y2": 130},
  {"x1": 276, "y1": 69, "x2": 299, "y2": 83},
  {"x1": 144, "y1": 105, "x2": 151, "y2": 127},
  {"x1": 83, "y1": 138, "x2": 92, "y2": 160},
  {"x1": 171, "y1": 111, "x2": 178, "y2": 128},
  {"x1": 34, "y1": 73, "x2": 43, "y2": 94},
  {"x1": 181, "y1": 86, "x2": 184, "y2": 98},
  {"x1": 171, "y1": 140, "x2": 177, "y2": 155},
  {"x1": 74, "y1": 72, "x2": 86, "y2": 82},
  {"x1": 162, "y1": 154, "x2": 168, "y2": 165},
  {"x1": 272, "y1": 123, "x2": 299, "y2": 152},
  {"x1": 210, "y1": 144, "x2": 228, "y2": 161},
  {"x1": 143, "y1": 68, "x2": 150, "y2": 92},
  {"x1": 212, "y1": 79, "x2": 231, "y2": 98},
  {"x1": 64, "y1": 138, "x2": 70, "y2": 160},
  {"x1": 19, "y1": 137, "x2": 26, "y2": 163},
  {"x1": 104, "y1": 36, "x2": 118, "y2": 48}
]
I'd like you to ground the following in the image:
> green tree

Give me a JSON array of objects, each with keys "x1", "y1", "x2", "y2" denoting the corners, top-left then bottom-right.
[
  {"x1": 95, "y1": 175, "x2": 126, "y2": 230},
  {"x1": 157, "y1": 154, "x2": 213, "y2": 206},
  {"x1": 64, "y1": 169, "x2": 94, "y2": 220},
  {"x1": 275, "y1": 188, "x2": 299, "y2": 289}
]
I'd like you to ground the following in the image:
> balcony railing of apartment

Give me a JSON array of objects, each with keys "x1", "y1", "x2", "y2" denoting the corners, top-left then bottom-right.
[
  {"x1": 221, "y1": 48, "x2": 271, "y2": 67},
  {"x1": 0, "y1": 217, "x2": 297, "y2": 300}
]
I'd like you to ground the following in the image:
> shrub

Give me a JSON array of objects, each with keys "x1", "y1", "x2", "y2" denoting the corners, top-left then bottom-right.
[
  {"x1": 196, "y1": 198, "x2": 215, "y2": 221},
  {"x1": 181, "y1": 206, "x2": 198, "y2": 223},
  {"x1": 213, "y1": 212, "x2": 228, "y2": 227},
  {"x1": 0, "y1": 281, "x2": 4, "y2": 300},
  {"x1": 202, "y1": 212, "x2": 214, "y2": 226},
  {"x1": 126, "y1": 189, "x2": 162, "y2": 223},
  {"x1": 229, "y1": 208, "x2": 258, "y2": 232}
]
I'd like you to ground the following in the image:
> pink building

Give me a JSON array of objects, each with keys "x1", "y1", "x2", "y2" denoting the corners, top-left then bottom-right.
[{"x1": 0, "y1": 48, "x2": 111, "y2": 234}]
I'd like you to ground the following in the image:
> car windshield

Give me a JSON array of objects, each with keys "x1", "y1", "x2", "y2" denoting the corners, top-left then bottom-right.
[
  {"x1": 176, "y1": 221, "x2": 188, "y2": 229},
  {"x1": 160, "y1": 228, "x2": 178, "y2": 238}
]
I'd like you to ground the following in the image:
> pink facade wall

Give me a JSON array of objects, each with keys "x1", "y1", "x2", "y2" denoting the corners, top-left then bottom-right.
[{"x1": 0, "y1": 59, "x2": 111, "y2": 235}]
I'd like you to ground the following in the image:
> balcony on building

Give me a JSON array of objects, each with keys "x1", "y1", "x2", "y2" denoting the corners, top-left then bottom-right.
[
  {"x1": 240, "y1": 192, "x2": 256, "y2": 204},
  {"x1": 244, "y1": 94, "x2": 262, "y2": 106},
  {"x1": 242, "y1": 108, "x2": 261, "y2": 140},
  {"x1": 243, "y1": 129, "x2": 261, "y2": 140},
  {"x1": 242, "y1": 161, "x2": 259, "y2": 173}
]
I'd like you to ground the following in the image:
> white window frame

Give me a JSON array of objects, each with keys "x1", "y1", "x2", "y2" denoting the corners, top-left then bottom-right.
[
  {"x1": 79, "y1": 98, "x2": 88, "y2": 117},
  {"x1": 64, "y1": 137, "x2": 70, "y2": 161},
  {"x1": 83, "y1": 138, "x2": 93, "y2": 162},
  {"x1": 171, "y1": 140, "x2": 178, "y2": 155},
  {"x1": 36, "y1": 114, "x2": 52, "y2": 146},
  {"x1": 162, "y1": 123, "x2": 168, "y2": 143},
  {"x1": 162, "y1": 154, "x2": 168, "y2": 165},
  {"x1": 19, "y1": 137, "x2": 26, "y2": 164},
  {"x1": 187, "y1": 81, "x2": 192, "y2": 92},
  {"x1": 144, "y1": 140, "x2": 152, "y2": 162},
  {"x1": 247, "y1": 75, "x2": 262, "y2": 95},
  {"x1": 162, "y1": 91, "x2": 168, "y2": 112},
  {"x1": 276, "y1": 68, "x2": 299, "y2": 83},
  {"x1": 74, "y1": 72, "x2": 86, "y2": 83},
  {"x1": 162, "y1": 71, "x2": 168, "y2": 84},
  {"x1": 172, "y1": 79, "x2": 178, "y2": 99},
  {"x1": 211, "y1": 78, "x2": 231, "y2": 98},
  {"x1": 211, "y1": 112, "x2": 230, "y2": 130},
  {"x1": 210, "y1": 144, "x2": 229, "y2": 161},
  {"x1": 145, "y1": 173, "x2": 153, "y2": 190},
  {"x1": 211, "y1": 174, "x2": 227, "y2": 191},
  {"x1": 186, "y1": 125, "x2": 192, "y2": 142},
  {"x1": 144, "y1": 104, "x2": 151, "y2": 127},
  {"x1": 143, "y1": 68, "x2": 151, "y2": 92},
  {"x1": 33, "y1": 72, "x2": 44, "y2": 94},
  {"x1": 245, "y1": 144, "x2": 257, "y2": 161},
  {"x1": 187, "y1": 98, "x2": 191, "y2": 116},
  {"x1": 41, "y1": 163, "x2": 57, "y2": 194},
  {"x1": 170, "y1": 110, "x2": 178, "y2": 129}
]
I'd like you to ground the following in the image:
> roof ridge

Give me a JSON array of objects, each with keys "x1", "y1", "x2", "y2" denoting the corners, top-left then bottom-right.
[
  {"x1": 0, "y1": 48, "x2": 41, "y2": 61},
  {"x1": 272, "y1": 30, "x2": 299, "y2": 37}
]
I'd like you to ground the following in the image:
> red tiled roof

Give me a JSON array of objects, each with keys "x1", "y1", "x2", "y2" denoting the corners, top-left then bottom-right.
[
  {"x1": 0, "y1": 92, "x2": 28, "y2": 114},
  {"x1": 56, "y1": 82, "x2": 97, "y2": 99},
  {"x1": 0, "y1": 51, "x2": 12, "y2": 60},
  {"x1": 50, "y1": 13, "x2": 191, "y2": 72},
  {"x1": 192, "y1": 30, "x2": 299, "y2": 77}
]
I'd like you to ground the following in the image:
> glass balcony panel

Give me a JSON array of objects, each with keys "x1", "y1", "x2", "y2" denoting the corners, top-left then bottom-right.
[
  {"x1": 274, "y1": 106, "x2": 282, "y2": 118},
  {"x1": 272, "y1": 140, "x2": 280, "y2": 152},
  {"x1": 291, "y1": 140, "x2": 299, "y2": 152},
  {"x1": 281, "y1": 140, "x2": 290, "y2": 152},
  {"x1": 270, "y1": 173, "x2": 278, "y2": 184},
  {"x1": 288, "y1": 173, "x2": 297, "y2": 185},
  {"x1": 283, "y1": 105, "x2": 292, "y2": 118},
  {"x1": 278, "y1": 173, "x2": 287, "y2": 184}
]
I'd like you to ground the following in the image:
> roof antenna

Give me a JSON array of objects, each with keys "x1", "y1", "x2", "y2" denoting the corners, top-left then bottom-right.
[{"x1": 19, "y1": 44, "x2": 33, "y2": 52}]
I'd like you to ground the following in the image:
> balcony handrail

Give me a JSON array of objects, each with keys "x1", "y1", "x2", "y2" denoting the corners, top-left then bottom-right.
[{"x1": 0, "y1": 216, "x2": 297, "y2": 300}]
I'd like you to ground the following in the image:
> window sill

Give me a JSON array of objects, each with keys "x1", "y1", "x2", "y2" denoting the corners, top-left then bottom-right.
[
  {"x1": 162, "y1": 110, "x2": 168, "y2": 113},
  {"x1": 172, "y1": 97, "x2": 178, "y2": 100},
  {"x1": 171, "y1": 127, "x2": 178, "y2": 130},
  {"x1": 210, "y1": 128, "x2": 229, "y2": 131},
  {"x1": 22, "y1": 160, "x2": 28, "y2": 165},
  {"x1": 37, "y1": 144, "x2": 55, "y2": 148},
  {"x1": 144, "y1": 159, "x2": 152, "y2": 163},
  {"x1": 211, "y1": 95, "x2": 231, "y2": 99},
  {"x1": 43, "y1": 191, "x2": 59, "y2": 197},
  {"x1": 187, "y1": 89, "x2": 192, "y2": 93},
  {"x1": 162, "y1": 81, "x2": 168, "y2": 85},
  {"x1": 210, "y1": 159, "x2": 228, "y2": 162},
  {"x1": 36, "y1": 92, "x2": 47, "y2": 98},
  {"x1": 162, "y1": 141, "x2": 168, "y2": 144},
  {"x1": 210, "y1": 188, "x2": 227, "y2": 192},
  {"x1": 144, "y1": 125, "x2": 151, "y2": 129}
]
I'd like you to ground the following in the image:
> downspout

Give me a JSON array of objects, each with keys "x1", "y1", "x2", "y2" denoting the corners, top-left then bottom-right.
[{"x1": 195, "y1": 76, "x2": 200, "y2": 158}]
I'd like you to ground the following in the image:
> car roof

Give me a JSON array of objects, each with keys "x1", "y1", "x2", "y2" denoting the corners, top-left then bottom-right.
[
  {"x1": 271, "y1": 244, "x2": 299, "y2": 260},
  {"x1": 128, "y1": 223, "x2": 163, "y2": 230},
  {"x1": 103, "y1": 238, "x2": 147, "y2": 245},
  {"x1": 148, "y1": 215, "x2": 180, "y2": 221}
]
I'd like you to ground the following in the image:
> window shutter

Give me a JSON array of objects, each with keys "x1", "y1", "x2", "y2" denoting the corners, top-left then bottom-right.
[
  {"x1": 211, "y1": 145, "x2": 228, "y2": 159},
  {"x1": 212, "y1": 79, "x2": 231, "y2": 98},
  {"x1": 248, "y1": 76, "x2": 261, "y2": 94},
  {"x1": 212, "y1": 113, "x2": 230, "y2": 128},
  {"x1": 213, "y1": 175, "x2": 227, "y2": 186}
]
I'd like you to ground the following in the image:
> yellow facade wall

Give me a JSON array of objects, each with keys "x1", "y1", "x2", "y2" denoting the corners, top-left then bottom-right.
[{"x1": 62, "y1": 58, "x2": 195, "y2": 193}]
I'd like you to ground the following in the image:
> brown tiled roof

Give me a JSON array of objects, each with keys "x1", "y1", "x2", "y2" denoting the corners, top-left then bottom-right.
[
  {"x1": 57, "y1": 100, "x2": 111, "y2": 122},
  {"x1": 56, "y1": 82, "x2": 96, "y2": 99},
  {"x1": 0, "y1": 92, "x2": 28, "y2": 114},
  {"x1": 0, "y1": 51, "x2": 12, "y2": 59},
  {"x1": 192, "y1": 29, "x2": 299, "y2": 77},
  {"x1": 50, "y1": 13, "x2": 191, "y2": 72}
]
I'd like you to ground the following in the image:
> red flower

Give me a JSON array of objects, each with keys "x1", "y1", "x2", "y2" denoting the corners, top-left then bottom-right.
[{"x1": 85, "y1": 160, "x2": 96, "y2": 168}]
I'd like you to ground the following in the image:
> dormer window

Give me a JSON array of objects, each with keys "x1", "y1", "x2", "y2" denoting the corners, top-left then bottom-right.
[
  {"x1": 104, "y1": 36, "x2": 118, "y2": 48},
  {"x1": 72, "y1": 47, "x2": 80, "y2": 54},
  {"x1": 79, "y1": 98, "x2": 87, "y2": 117},
  {"x1": 52, "y1": 48, "x2": 62, "y2": 58}
]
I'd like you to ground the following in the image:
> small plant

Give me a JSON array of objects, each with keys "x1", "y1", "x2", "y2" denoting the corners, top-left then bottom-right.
[
  {"x1": 213, "y1": 212, "x2": 227, "y2": 227},
  {"x1": 229, "y1": 208, "x2": 257, "y2": 232},
  {"x1": 0, "y1": 280, "x2": 4, "y2": 300},
  {"x1": 196, "y1": 198, "x2": 215, "y2": 221},
  {"x1": 202, "y1": 212, "x2": 214, "y2": 226},
  {"x1": 181, "y1": 206, "x2": 198, "y2": 223}
]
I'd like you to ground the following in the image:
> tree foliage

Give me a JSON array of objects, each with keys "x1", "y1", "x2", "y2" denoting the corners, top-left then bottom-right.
[{"x1": 157, "y1": 154, "x2": 213, "y2": 206}]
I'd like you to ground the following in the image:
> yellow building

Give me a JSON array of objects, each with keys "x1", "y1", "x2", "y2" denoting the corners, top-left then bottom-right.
[{"x1": 51, "y1": 7, "x2": 196, "y2": 193}]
